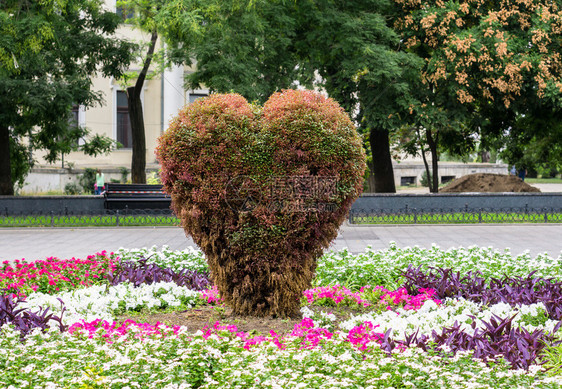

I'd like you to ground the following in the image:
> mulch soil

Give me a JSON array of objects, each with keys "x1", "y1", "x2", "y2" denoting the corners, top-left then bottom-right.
[
  {"x1": 119, "y1": 305, "x2": 364, "y2": 336},
  {"x1": 440, "y1": 173, "x2": 540, "y2": 193}
]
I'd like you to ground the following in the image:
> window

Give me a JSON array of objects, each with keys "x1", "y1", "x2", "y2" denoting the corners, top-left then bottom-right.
[
  {"x1": 64, "y1": 105, "x2": 80, "y2": 147},
  {"x1": 116, "y1": 91, "x2": 132, "y2": 149},
  {"x1": 116, "y1": 5, "x2": 134, "y2": 21},
  {"x1": 441, "y1": 175, "x2": 455, "y2": 184},
  {"x1": 400, "y1": 176, "x2": 416, "y2": 186},
  {"x1": 189, "y1": 93, "x2": 208, "y2": 104},
  {"x1": 70, "y1": 105, "x2": 79, "y2": 127}
]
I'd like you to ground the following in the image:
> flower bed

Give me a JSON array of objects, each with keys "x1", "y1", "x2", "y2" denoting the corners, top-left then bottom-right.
[
  {"x1": 1, "y1": 244, "x2": 562, "y2": 388},
  {"x1": 1, "y1": 252, "x2": 115, "y2": 297}
]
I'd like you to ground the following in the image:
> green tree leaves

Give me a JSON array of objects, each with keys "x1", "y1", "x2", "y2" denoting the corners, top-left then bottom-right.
[{"x1": 0, "y1": 0, "x2": 136, "y2": 194}]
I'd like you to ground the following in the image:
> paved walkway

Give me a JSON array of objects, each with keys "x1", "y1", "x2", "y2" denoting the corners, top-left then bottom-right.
[{"x1": 1, "y1": 224, "x2": 560, "y2": 262}]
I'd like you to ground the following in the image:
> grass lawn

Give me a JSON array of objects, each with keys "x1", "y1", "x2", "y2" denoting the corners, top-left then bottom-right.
[
  {"x1": 0, "y1": 214, "x2": 179, "y2": 227},
  {"x1": 351, "y1": 210, "x2": 562, "y2": 224},
  {"x1": 2, "y1": 210, "x2": 561, "y2": 227},
  {"x1": 526, "y1": 177, "x2": 562, "y2": 184}
]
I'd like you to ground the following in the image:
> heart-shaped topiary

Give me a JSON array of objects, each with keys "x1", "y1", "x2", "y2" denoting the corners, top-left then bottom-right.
[{"x1": 156, "y1": 90, "x2": 366, "y2": 318}]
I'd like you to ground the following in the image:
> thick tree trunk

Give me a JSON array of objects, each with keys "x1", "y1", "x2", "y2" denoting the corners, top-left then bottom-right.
[
  {"x1": 0, "y1": 124, "x2": 13, "y2": 195},
  {"x1": 426, "y1": 129, "x2": 439, "y2": 193},
  {"x1": 366, "y1": 160, "x2": 376, "y2": 193},
  {"x1": 369, "y1": 128, "x2": 396, "y2": 193},
  {"x1": 128, "y1": 88, "x2": 147, "y2": 184},
  {"x1": 128, "y1": 30, "x2": 158, "y2": 184}
]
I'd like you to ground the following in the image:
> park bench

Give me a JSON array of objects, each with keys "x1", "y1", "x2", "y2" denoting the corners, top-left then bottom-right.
[{"x1": 103, "y1": 183, "x2": 172, "y2": 210}]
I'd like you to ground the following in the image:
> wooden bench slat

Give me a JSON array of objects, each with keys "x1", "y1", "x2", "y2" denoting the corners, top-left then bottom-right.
[{"x1": 103, "y1": 183, "x2": 171, "y2": 210}]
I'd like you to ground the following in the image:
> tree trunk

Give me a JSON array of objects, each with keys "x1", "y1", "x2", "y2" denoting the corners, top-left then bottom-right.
[
  {"x1": 417, "y1": 129, "x2": 432, "y2": 192},
  {"x1": 128, "y1": 30, "x2": 158, "y2": 184},
  {"x1": 366, "y1": 160, "x2": 376, "y2": 193},
  {"x1": 369, "y1": 128, "x2": 396, "y2": 193},
  {"x1": 426, "y1": 129, "x2": 439, "y2": 193},
  {"x1": 0, "y1": 124, "x2": 13, "y2": 195},
  {"x1": 128, "y1": 88, "x2": 147, "y2": 184}
]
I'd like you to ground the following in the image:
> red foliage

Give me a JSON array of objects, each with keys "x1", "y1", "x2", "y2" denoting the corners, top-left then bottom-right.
[{"x1": 156, "y1": 90, "x2": 366, "y2": 317}]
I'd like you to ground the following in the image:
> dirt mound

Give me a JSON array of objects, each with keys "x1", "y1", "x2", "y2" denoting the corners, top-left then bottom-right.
[{"x1": 440, "y1": 173, "x2": 540, "y2": 193}]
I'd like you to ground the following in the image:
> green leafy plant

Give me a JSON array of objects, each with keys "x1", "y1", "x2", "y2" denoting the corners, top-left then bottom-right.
[
  {"x1": 119, "y1": 167, "x2": 129, "y2": 183},
  {"x1": 79, "y1": 168, "x2": 97, "y2": 194},
  {"x1": 420, "y1": 170, "x2": 432, "y2": 188},
  {"x1": 146, "y1": 171, "x2": 161, "y2": 184},
  {"x1": 64, "y1": 182, "x2": 81, "y2": 195}
]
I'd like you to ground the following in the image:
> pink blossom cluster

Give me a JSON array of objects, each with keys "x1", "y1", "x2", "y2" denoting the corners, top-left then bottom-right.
[
  {"x1": 360, "y1": 286, "x2": 442, "y2": 311},
  {"x1": 303, "y1": 285, "x2": 441, "y2": 311},
  {"x1": 71, "y1": 317, "x2": 388, "y2": 353},
  {"x1": 68, "y1": 319, "x2": 181, "y2": 342},
  {"x1": 199, "y1": 286, "x2": 223, "y2": 305},
  {"x1": 302, "y1": 285, "x2": 370, "y2": 307},
  {"x1": 201, "y1": 319, "x2": 382, "y2": 352},
  {"x1": 0, "y1": 252, "x2": 115, "y2": 297},
  {"x1": 200, "y1": 321, "x2": 285, "y2": 350},
  {"x1": 289, "y1": 317, "x2": 334, "y2": 349},
  {"x1": 201, "y1": 320, "x2": 332, "y2": 350},
  {"x1": 347, "y1": 321, "x2": 384, "y2": 351}
]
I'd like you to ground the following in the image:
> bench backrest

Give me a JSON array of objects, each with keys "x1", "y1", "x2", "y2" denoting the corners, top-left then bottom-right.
[{"x1": 104, "y1": 183, "x2": 168, "y2": 198}]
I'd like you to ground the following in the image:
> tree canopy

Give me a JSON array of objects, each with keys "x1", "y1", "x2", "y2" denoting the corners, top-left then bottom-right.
[
  {"x1": 168, "y1": 0, "x2": 302, "y2": 104},
  {"x1": 392, "y1": 0, "x2": 562, "y2": 188},
  {"x1": 0, "y1": 0, "x2": 135, "y2": 195},
  {"x1": 292, "y1": 0, "x2": 422, "y2": 192},
  {"x1": 166, "y1": 0, "x2": 422, "y2": 192}
]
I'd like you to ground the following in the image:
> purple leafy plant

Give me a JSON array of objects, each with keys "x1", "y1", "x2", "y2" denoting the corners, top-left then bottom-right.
[
  {"x1": 388, "y1": 315, "x2": 562, "y2": 370},
  {"x1": 106, "y1": 258, "x2": 211, "y2": 291},
  {"x1": 402, "y1": 266, "x2": 562, "y2": 320},
  {"x1": 0, "y1": 291, "x2": 67, "y2": 338}
]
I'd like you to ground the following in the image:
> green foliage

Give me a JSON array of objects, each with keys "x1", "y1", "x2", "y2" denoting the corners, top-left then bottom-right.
[
  {"x1": 119, "y1": 167, "x2": 130, "y2": 183},
  {"x1": 537, "y1": 167, "x2": 560, "y2": 179},
  {"x1": 0, "y1": 0, "x2": 135, "y2": 194},
  {"x1": 157, "y1": 90, "x2": 366, "y2": 317},
  {"x1": 146, "y1": 171, "x2": 161, "y2": 184},
  {"x1": 173, "y1": 0, "x2": 302, "y2": 103},
  {"x1": 64, "y1": 182, "x2": 81, "y2": 195},
  {"x1": 543, "y1": 344, "x2": 562, "y2": 377},
  {"x1": 9, "y1": 135, "x2": 32, "y2": 192},
  {"x1": 294, "y1": 0, "x2": 422, "y2": 130},
  {"x1": 495, "y1": 114, "x2": 562, "y2": 176},
  {"x1": 80, "y1": 135, "x2": 118, "y2": 158},
  {"x1": 393, "y1": 0, "x2": 562, "y2": 178},
  {"x1": 420, "y1": 170, "x2": 432, "y2": 188},
  {"x1": 79, "y1": 168, "x2": 97, "y2": 195}
]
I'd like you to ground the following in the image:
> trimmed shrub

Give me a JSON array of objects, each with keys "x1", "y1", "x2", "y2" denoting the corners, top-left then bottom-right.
[
  {"x1": 156, "y1": 90, "x2": 366, "y2": 318},
  {"x1": 64, "y1": 182, "x2": 81, "y2": 195},
  {"x1": 79, "y1": 168, "x2": 97, "y2": 194}
]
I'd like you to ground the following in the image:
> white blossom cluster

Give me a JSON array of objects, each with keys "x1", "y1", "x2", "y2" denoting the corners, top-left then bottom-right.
[
  {"x1": 316, "y1": 243, "x2": 562, "y2": 289},
  {"x1": 338, "y1": 298, "x2": 557, "y2": 338},
  {"x1": 113, "y1": 244, "x2": 562, "y2": 290},
  {"x1": 1, "y1": 323, "x2": 561, "y2": 388},
  {"x1": 19, "y1": 281, "x2": 201, "y2": 326}
]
